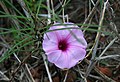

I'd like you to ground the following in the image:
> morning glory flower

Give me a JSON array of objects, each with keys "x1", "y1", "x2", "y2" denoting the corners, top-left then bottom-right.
[{"x1": 42, "y1": 22, "x2": 87, "y2": 69}]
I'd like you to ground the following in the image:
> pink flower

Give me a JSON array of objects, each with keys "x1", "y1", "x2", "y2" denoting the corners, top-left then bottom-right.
[{"x1": 42, "y1": 22, "x2": 87, "y2": 69}]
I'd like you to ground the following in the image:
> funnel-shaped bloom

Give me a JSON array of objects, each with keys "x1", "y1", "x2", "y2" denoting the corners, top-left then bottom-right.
[{"x1": 42, "y1": 22, "x2": 87, "y2": 69}]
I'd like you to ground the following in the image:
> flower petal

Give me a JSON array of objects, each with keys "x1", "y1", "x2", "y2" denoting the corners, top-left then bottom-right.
[
  {"x1": 49, "y1": 25, "x2": 70, "y2": 40},
  {"x1": 68, "y1": 46, "x2": 86, "y2": 60},
  {"x1": 42, "y1": 35, "x2": 58, "y2": 53},
  {"x1": 49, "y1": 23, "x2": 81, "y2": 40},
  {"x1": 52, "y1": 46, "x2": 86, "y2": 69},
  {"x1": 65, "y1": 22, "x2": 84, "y2": 37},
  {"x1": 47, "y1": 50, "x2": 62, "y2": 63},
  {"x1": 53, "y1": 52, "x2": 69, "y2": 69},
  {"x1": 68, "y1": 36, "x2": 87, "y2": 48},
  {"x1": 66, "y1": 46, "x2": 86, "y2": 68},
  {"x1": 44, "y1": 31, "x2": 59, "y2": 43},
  {"x1": 63, "y1": 23, "x2": 87, "y2": 48}
]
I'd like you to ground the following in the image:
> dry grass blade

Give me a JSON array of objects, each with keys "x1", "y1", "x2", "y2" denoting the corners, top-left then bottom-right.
[
  {"x1": 81, "y1": 0, "x2": 99, "y2": 29},
  {"x1": 42, "y1": 54, "x2": 53, "y2": 82},
  {"x1": 0, "y1": 71, "x2": 10, "y2": 81},
  {"x1": 96, "y1": 55, "x2": 119, "y2": 60},
  {"x1": 9, "y1": 53, "x2": 32, "y2": 82},
  {"x1": 85, "y1": 0, "x2": 109, "y2": 78},
  {"x1": 16, "y1": 0, "x2": 31, "y2": 18},
  {"x1": 24, "y1": 64, "x2": 35, "y2": 82},
  {"x1": 99, "y1": 37, "x2": 118, "y2": 57},
  {"x1": 85, "y1": 59, "x2": 116, "y2": 82},
  {"x1": 63, "y1": 70, "x2": 69, "y2": 82},
  {"x1": 47, "y1": 0, "x2": 51, "y2": 24}
]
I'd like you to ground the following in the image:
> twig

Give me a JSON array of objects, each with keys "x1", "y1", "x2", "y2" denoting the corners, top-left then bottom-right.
[
  {"x1": 66, "y1": 14, "x2": 69, "y2": 22},
  {"x1": 77, "y1": 65, "x2": 87, "y2": 82},
  {"x1": 85, "y1": 0, "x2": 109, "y2": 77},
  {"x1": 99, "y1": 37, "x2": 118, "y2": 57},
  {"x1": 0, "y1": 35, "x2": 21, "y2": 63},
  {"x1": 0, "y1": 71, "x2": 10, "y2": 81},
  {"x1": 42, "y1": 54, "x2": 53, "y2": 82},
  {"x1": 38, "y1": 14, "x2": 68, "y2": 18},
  {"x1": 96, "y1": 54, "x2": 120, "y2": 60},
  {"x1": 63, "y1": 70, "x2": 68, "y2": 82},
  {"x1": 59, "y1": 0, "x2": 66, "y2": 23},
  {"x1": 62, "y1": 0, "x2": 67, "y2": 23},
  {"x1": 47, "y1": 0, "x2": 51, "y2": 24},
  {"x1": 94, "y1": 66, "x2": 116, "y2": 82},
  {"x1": 50, "y1": 0, "x2": 56, "y2": 23},
  {"x1": 16, "y1": 0, "x2": 31, "y2": 18},
  {"x1": 74, "y1": 68, "x2": 103, "y2": 81},
  {"x1": 85, "y1": 59, "x2": 116, "y2": 82},
  {"x1": 9, "y1": 52, "x2": 32, "y2": 82},
  {"x1": 0, "y1": 1, "x2": 20, "y2": 30},
  {"x1": 81, "y1": 0, "x2": 100, "y2": 28},
  {"x1": 90, "y1": 0, "x2": 95, "y2": 6},
  {"x1": 25, "y1": 64, "x2": 35, "y2": 82},
  {"x1": 85, "y1": 1, "x2": 88, "y2": 19}
]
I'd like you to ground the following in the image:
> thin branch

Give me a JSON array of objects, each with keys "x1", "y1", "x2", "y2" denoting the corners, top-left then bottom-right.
[
  {"x1": 47, "y1": 0, "x2": 51, "y2": 24},
  {"x1": 0, "y1": 36, "x2": 21, "y2": 63},
  {"x1": 99, "y1": 37, "x2": 118, "y2": 57},
  {"x1": 0, "y1": 71, "x2": 10, "y2": 81},
  {"x1": 16, "y1": 0, "x2": 31, "y2": 19},
  {"x1": 42, "y1": 54, "x2": 53, "y2": 82},
  {"x1": 50, "y1": 0, "x2": 56, "y2": 23},
  {"x1": 96, "y1": 55, "x2": 120, "y2": 60},
  {"x1": 59, "y1": 0, "x2": 67, "y2": 23},
  {"x1": 25, "y1": 64, "x2": 35, "y2": 82},
  {"x1": 81, "y1": 0, "x2": 100, "y2": 28},
  {"x1": 9, "y1": 52, "x2": 32, "y2": 82},
  {"x1": 85, "y1": 59, "x2": 116, "y2": 82},
  {"x1": 63, "y1": 70, "x2": 68, "y2": 82},
  {"x1": 85, "y1": 0, "x2": 109, "y2": 78}
]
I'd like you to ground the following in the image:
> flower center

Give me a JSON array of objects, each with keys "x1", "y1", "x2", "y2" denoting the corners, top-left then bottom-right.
[{"x1": 58, "y1": 39, "x2": 68, "y2": 51}]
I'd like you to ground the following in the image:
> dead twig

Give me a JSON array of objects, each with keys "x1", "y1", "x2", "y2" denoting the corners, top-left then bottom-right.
[
  {"x1": 9, "y1": 53, "x2": 32, "y2": 82},
  {"x1": 85, "y1": 0, "x2": 109, "y2": 78},
  {"x1": 16, "y1": 0, "x2": 31, "y2": 19},
  {"x1": 63, "y1": 70, "x2": 69, "y2": 82},
  {"x1": 42, "y1": 54, "x2": 53, "y2": 82},
  {"x1": 81, "y1": 0, "x2": 100, "y2": 28},
  {"x1": 85, "y1": 59, "x2": 116, "y2": 82},
  {"x1": 24, "y1": 64, "x2": 35, "y2": 82}
]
